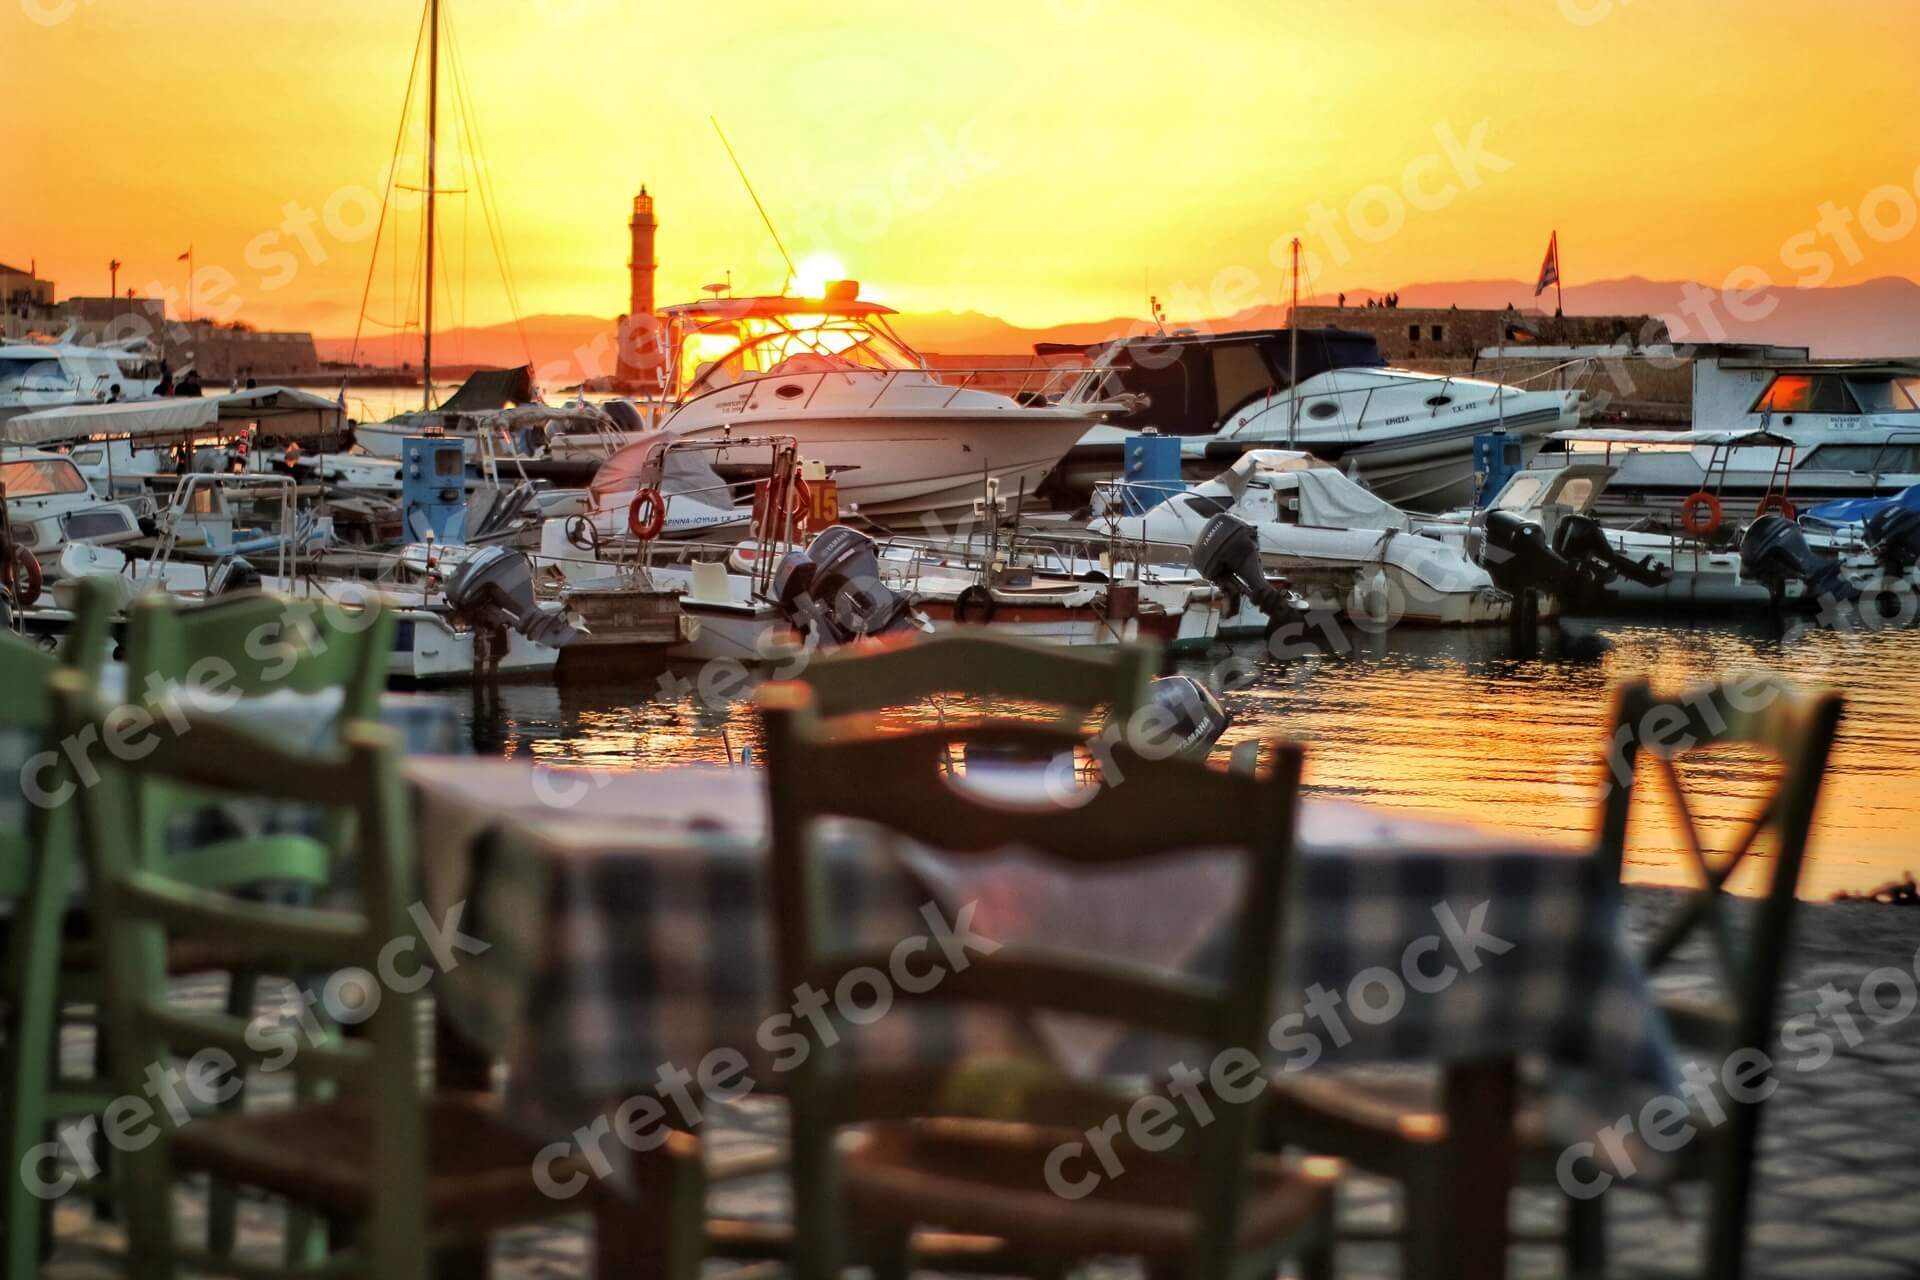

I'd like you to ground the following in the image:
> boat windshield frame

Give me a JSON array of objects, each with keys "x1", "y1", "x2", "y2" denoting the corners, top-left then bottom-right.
[{"x1": 671, "y1": 305, "x2": 927, "y2": 399}]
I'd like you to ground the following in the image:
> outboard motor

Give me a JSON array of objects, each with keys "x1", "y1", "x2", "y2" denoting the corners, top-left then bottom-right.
[
  {"x1": 1138, "y1": 674, "x2": 1230, "y2": 759},
  {"x1": 1474, "y1": 509, "x2": 1574, "y2": 596},
  {"x1": 1191, "y1": 513, "x2": 1307, "y2": 631},
  {"x1": 604, "y1": 399, "x2": 647, "y2": 434},
  {"x1": 443, "y1": 545, "x2": 586, "y2": 650},
  {"x1": 1739, "y1": 514, "x2": 1857, "y2": 605},
  {"x1": 207, "y1": 556, "x2": 263, "y2": 597},
  {"x1": 1866, "y1": 505, "x2": 1920, "y2": 575},
  {"x1": 774, "y1": 524, "x2": 916, "y2": 645},
  {"x1": 1552, "y1": 514, "x2": 1673, "y2": 590}
]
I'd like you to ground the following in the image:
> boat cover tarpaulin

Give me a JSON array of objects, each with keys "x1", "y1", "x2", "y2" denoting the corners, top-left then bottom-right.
[
  {"x1": 1292, "y1": 468, "x2": 1415, "y2": 532},
  {"x1": 3, "y1": 386, "x2": 344, "y2": 446},
  {"x1": 1802, "y1": 485, "x2": 1920, "y2": 529},
  {"x1": 441, "y1": 365, "x2": 534, "y2": 413},
  {"x1": 4, "y1": 397, "x2": 216, "y2": 445}
]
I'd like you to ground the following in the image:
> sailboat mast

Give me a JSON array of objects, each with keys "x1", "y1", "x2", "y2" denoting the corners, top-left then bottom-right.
[
  {"x1": 422, "y1": 0, "x2": 440, "y2": 411},
  {"x1": 1287, "y1": 237, "x2": 1301, "y2": 450}
]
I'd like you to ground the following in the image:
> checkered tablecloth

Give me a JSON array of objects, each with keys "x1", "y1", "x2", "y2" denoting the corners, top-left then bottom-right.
[
  {"x1": 410, "y1": 760, "x2": 1680, "y2": 1134},
  {"x1": 0, "y1": 677, "x2": 465, "y2": 914}
]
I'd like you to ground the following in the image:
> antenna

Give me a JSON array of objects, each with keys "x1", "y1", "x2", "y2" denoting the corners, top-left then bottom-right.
[{"x1": 711, "y1": 116, "x2": 798, "y2": 288}]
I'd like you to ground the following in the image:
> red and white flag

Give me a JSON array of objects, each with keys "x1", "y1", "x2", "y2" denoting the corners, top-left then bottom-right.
[{"x1": 1535, "y1": 232, "x2": 1560, "y2": 297}]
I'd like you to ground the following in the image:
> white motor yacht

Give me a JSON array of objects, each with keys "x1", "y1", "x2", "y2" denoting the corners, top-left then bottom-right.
[
  {"x1": 1052, "y1": 328, "x2": 1579, "y2": 512},
  {"x1": 564, "y1": 286, "x2": 1110, "y2": 525},
  {"x1": 0, "y1": 330, "x2": 163, "y2": 423}
]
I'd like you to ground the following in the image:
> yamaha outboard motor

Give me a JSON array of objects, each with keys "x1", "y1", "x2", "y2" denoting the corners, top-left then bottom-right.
[
  {"x1": 1552, "y1": 514, "x2": 1673, "y2": 590},
  {"x1": 207, "y1": 555, "x2": 263, "y2": 597},
  {"x1": 1474, "y1": 509, "x2": 1574, "y2": 596},
  {"x1": 1139, "y1": 674, "x2": 1230, "y2": 758},
  {"x1": 443, "y1": 545, "x2": 586, "y2": 650},
  {"x1": 774, "y1": 524, "x2": 916, "y2": 645},
  {"x1": 1739, "y1": 514, "x2": 1857, "y2": 604},
  {"x1": 1866, "y1": 505, "x2": 1920, "y2": 575},
  {"x1": 1191, "y1": 513, "x2": 1307, "y2": 631}
]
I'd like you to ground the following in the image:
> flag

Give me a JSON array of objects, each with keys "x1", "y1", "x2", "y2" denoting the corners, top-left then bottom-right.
[
  {"x1": 1534, "y1": 232, "x2": 1559, "y2": 297},
  {"x1": 177, "y1": 249, "x2": 191, "y2": 262}
]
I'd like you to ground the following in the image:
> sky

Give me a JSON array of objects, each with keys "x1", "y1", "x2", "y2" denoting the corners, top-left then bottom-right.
[{"x1": 8, "y1": 0, "x2": 1920, "y2": 337}]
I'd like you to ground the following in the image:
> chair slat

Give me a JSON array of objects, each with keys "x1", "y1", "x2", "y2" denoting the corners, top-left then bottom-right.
[
  {"x1": 111, "y1": 871, "x2": 369, "y2": 968},
  {"x1": 135, "y1": 1007, "x2": 376, "y2": 1083}
]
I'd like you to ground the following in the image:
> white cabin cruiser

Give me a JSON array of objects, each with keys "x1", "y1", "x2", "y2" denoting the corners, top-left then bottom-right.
[
  {"x1": 0, "y1": 332, "x2": 162, "y2": 423},
  {"x1": 595, "y1": 287, "x2": 1108, "y2": 524},
  {"x1": 1052, "y1": 328, "x2": 1579, "y2": 512},
  {"x1": 1585, "y1": 347, "x2": 1920, "y2": 524}
]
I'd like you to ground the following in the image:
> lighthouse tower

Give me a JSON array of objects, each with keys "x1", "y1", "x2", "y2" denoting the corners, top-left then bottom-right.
[{"x1": 617, "y1": 186, "x2": 662, "y2": 387}]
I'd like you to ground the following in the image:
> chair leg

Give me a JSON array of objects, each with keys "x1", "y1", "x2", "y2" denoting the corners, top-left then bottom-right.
[
  {"x1": 1705, "y1": 1115, "x2": 1760, "y2": 1280},
  {"x1": 598, "y1": 1130, "x2": 707, "y2": 1280},
  {"x1": 1565, "y1": 1188, "x2": 1607, "y2": 1279},
  {"x1": 206, "y1": 970, "x2": 256, "y2": 1256},
  {"x1": 88, "y1": 1020, "x2": 115, "y2": 1223},
  {"x1": 1298, "y1": 1192, "x2": 1338, "y2": 1280},
  {"x1": 867, "y1": 1224, "x2": 914, "y2": 1280},
  {"x1": 1402, "y1": 1162, "x2": 1447, "y2": 1280}
]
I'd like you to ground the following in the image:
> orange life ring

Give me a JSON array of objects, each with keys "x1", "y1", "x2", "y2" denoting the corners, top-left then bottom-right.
[
  {"x1": 9, "y1": 544, "x2": 42, "y2": 609},
  {"x1": 627, "y1": 487, "x2": 666, "y2": 540},
  {"x1": 1679, "y1": 491, "x2": 1723, "y2": 537},
  {"x1": 1755, "y1": 494, "x2": 1798, "y2": 521}
]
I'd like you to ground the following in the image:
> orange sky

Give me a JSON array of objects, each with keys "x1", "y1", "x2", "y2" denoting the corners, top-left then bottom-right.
[{"x1": 7, "y1": 0, "x2": 1920, "y2": 337}]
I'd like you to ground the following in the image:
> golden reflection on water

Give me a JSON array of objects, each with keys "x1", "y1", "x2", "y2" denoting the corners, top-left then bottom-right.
[{"x1": 456, "y1": 618, "x2": 1920, "y2": 900}]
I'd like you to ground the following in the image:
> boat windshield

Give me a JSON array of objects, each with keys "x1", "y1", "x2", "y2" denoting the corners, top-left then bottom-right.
[
  {"x1": 1845, "y1": 376, "x2": 1920, "y2": 412},
  {"x1": 1, "y1": 457, "x2": 90, "y2": 499},
  {"x1": 678, "y1": 312, "x2": 922, "y2": 395}
]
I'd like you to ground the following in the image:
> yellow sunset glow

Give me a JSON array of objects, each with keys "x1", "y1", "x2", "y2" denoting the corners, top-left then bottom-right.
[
  {"x1": 7, "y1": 0, "x2": 1920, "y2": 339},
  {"x1": 790, "y1": 253, "x2": 849, "y2": 300}
]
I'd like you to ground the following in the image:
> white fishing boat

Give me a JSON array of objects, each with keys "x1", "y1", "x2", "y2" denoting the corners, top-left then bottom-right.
[{"x1": 1582, "y1": 346, "x2": 1920, "y2": 524}]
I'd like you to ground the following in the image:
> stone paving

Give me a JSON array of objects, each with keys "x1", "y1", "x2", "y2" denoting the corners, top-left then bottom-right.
[{"x1": 33, "y1": 889, "x2": 1920, "y2": 1279}]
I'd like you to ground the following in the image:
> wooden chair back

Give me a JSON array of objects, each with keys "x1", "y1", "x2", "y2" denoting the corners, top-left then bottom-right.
[
  {"x1": 1593, "y1": 675, "x2": 1844, "y2": 1057},
  {"x1": 760, "y1": 675, "x2": 1303, "y2": 1280},
  {"x1": 49, "y1": 666, "x2": 431, "y2": 1277},
  {"x1": 788, "y1": 629, "x2": 1158, "y2": 724}
]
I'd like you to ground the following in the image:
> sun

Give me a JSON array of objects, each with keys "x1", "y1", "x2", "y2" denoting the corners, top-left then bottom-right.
[{"x1": 790, "y1": 253, "x2": 847, "y2": 298}]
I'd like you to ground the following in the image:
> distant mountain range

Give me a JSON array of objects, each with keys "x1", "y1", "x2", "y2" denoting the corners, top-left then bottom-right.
[{"x1": 312, "y1": 276, "x2": 1920, "y2": 377}]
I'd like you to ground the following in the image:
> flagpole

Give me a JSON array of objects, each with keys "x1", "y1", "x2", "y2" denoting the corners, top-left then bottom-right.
[{"x1": 186, "y1": 245, "x2": 194, "y2": 322}]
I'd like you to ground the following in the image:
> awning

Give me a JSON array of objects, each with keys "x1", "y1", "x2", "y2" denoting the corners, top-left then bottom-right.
[
  {"x1": 1549, "y1": 427, "x2": 1794, "y2": 447},
  {"x1": 441, "y1": 365, "x2": 534, "y2": 413},
  {"x1": 2, "y1": 386, "x2": 345, "y2": 446},
  {"x1": 4, "y1": 397, "x2": 216, "y2": 445}
]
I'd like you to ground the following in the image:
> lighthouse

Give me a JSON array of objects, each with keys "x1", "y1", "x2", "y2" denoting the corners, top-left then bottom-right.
[{"x1": 617, "y1": 186, "x2": 663, "y2": 387}]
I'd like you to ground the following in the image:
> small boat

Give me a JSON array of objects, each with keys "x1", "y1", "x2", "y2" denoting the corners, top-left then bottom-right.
[
  {"x1": 1048, "y1": 327, "x2": 1580, "y2": 511},
  {"x1": 1089, "y1": 450, "x2": 1543, "y2": 626}
]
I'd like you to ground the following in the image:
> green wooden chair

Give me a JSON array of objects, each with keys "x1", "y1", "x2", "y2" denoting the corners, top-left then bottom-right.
[
  {"x1": 111, "y1": 587, "x2": 398, "y2": 1254},
  {"x1": 48, "y1": 665, "x2": 680, "y2": 1279},
  {"x1": 1, "y1": 604, "x2": 114, "y2": 1275},
  {"x1": 1258, "y1": 674, "x2": 1845, "y2": 1280},
  {"x1": 759, "y1": 676, "x2": 1339, "y2": 1280},
  {"x1": 786, "y1": 629, "x2": 1159, "y2": 724}
]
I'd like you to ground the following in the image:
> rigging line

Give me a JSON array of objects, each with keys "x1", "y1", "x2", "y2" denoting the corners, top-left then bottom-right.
[
  {"x1": 346, "y1": 0, "x2": 432, "y2": 384},
  {"x1": 443, "y1": 11, "x2": 533, "y2": 371},
  {"x1": 712, "y1": 116, "x2": 798, "y2": 287}
]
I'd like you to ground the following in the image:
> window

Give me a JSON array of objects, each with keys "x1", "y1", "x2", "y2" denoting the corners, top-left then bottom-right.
[
  {"x1": 1407, "y1": 325, "x2": 1421, "y2": 342},
  {"x1": 63, "y1": 508, "x2": 136, "y2": 541},
  {"x1": 1212, "y1": 344, "x2": 1274, "y2": 419},
  {"x1": 0, "y1": 458, "x2": 88, "y2": 498},
  {"x1": 1308, "y1": 401, "x2": 1340, "y2": 420},
  {"x1": 1425, "y1": 394, "x2": 1454, "y2": 407},
  {"x1": 1430, "y1": 325, "x2": 1445, "y2": 341},
  {"x1": 1805, "y1": 444, "x2": 1919, "y2": 472},
  {"x1": 1750, "y1": 374, "x2": 1862, "y2": 415}
]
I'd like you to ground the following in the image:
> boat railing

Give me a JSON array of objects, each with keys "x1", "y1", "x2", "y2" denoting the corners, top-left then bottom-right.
[{"x1": 693, "y1": 363, "x2": 1106, "y2": 416}]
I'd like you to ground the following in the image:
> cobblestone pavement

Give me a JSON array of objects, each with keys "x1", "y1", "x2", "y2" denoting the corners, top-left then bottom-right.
[{"x1": 34, "y1": 890, "x2": 1920, "y2": 1279}]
